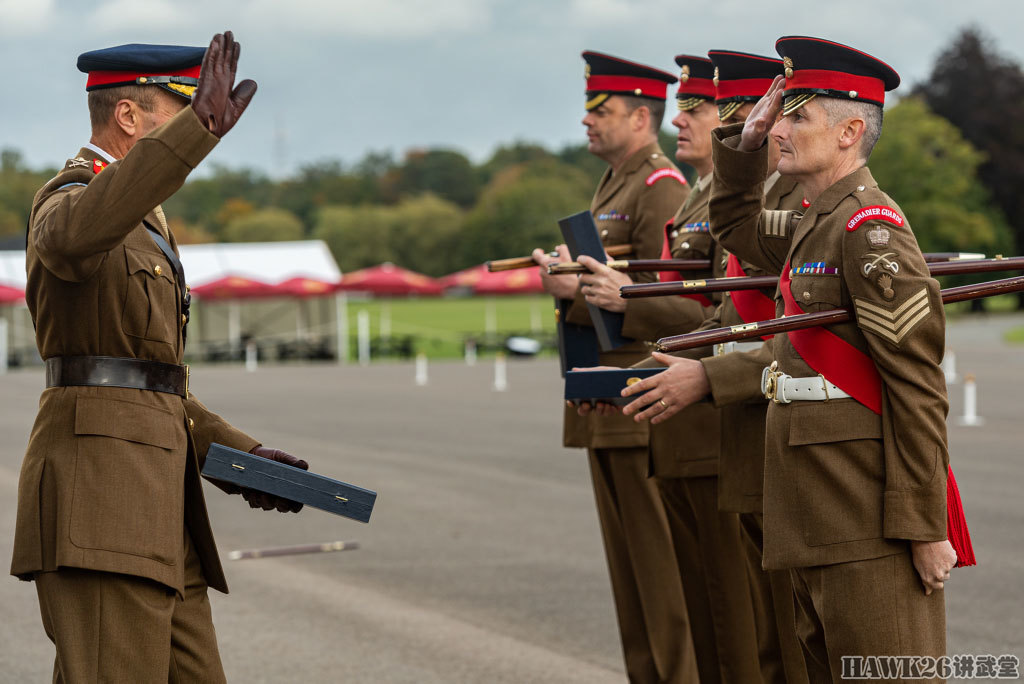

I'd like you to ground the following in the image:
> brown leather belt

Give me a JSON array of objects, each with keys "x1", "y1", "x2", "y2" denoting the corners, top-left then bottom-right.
[{"x1": 45, "y1": 356, "x2": 189, "y2": 397}]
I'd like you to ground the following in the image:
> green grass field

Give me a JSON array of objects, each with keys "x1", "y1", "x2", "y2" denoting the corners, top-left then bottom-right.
[
  {"x1": 342, "y1": 294, "x2": 556, "y2": 359},
  {"x1": 1005, "y1": 326, "x2": 1024, "y2": 345}
]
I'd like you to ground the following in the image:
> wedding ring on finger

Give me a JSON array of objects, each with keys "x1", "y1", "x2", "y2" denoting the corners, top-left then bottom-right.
[{"x1": 659, "y1": 399, "x2": 669, "y2": 409}]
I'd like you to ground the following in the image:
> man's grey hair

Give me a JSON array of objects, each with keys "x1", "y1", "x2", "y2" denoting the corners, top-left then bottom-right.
[
  {"x1": 87, "y1": 85, "x2": 158, "y2": 131},
  {"x1": 819, "y1": 97, "x2": 883, "y2": 160},
  {"x1": 620, "y1": 95, "x2": 667, "y2": 134}
]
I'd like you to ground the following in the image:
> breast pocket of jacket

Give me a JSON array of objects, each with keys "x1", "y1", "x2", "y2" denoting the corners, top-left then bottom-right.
[
  {"x1": 671, "y1": 230, "x2": 713, "y2": 260},
  {"x1": 123, "y1": 246, "x2": 178, "y2": 343},
  {"x1": 71, "y1": 396, "x2": 186, "y2": 564},
  {"x1": 789, "y1": 273, "x2": 842, "y2": 312},
  {"x1": 787, "y1": 401, "x2": 885, "y2": 547},
  {"x1": 596, "y1": 220, "x2": 630, "y2": 249}
]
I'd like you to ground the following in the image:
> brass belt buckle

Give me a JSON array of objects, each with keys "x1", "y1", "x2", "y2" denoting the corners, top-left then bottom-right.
[
  {"x1": 184, "y1": 364, "x2": 190, "y2": 397},
  {"x1": 763, "y1": 361, "x2": 779, "y2": 402}
]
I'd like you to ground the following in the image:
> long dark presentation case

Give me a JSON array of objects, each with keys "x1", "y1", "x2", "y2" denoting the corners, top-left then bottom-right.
[
  {"x1": 554, "y1": 210, "x2": 632, "y2": 376},
  {"x1": 203, "y1": 443, "x2": 376, "y2": 523},
  {"x1": 564, "y1": 367, "x2": 665, "y2": 406}
]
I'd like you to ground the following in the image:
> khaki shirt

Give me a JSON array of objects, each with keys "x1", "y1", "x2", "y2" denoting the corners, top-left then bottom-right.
[
  {"x1": 11, "y1": 108, "x2": 259, "y2": 595},
  {"x1": 708, "y1": 123, "x2": 949, "y2": 569},
  {"x1": 562, "y1": 142, "x2": 689, "y2": 449}
]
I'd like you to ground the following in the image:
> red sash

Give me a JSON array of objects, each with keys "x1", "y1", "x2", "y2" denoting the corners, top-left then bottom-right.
[
  {"x1": 726, "y1": 254, "x2": 775, "y2": 339},
  {"x1": 659, "y1": 220, "x2": 711, "y2": 307},
  {"x1": 779, "y1": 263, "x2": 883, "y2": 414},
  {"x1": 779, "y1": 262, "x2": 974, "y2": 567}
]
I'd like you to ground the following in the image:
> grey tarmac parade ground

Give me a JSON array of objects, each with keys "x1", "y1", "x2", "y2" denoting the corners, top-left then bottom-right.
[{"x1": 0, "y1": 313, "x2": 1022, "y2": 682}]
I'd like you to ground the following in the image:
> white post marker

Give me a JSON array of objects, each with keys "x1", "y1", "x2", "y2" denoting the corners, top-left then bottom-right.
[
  {"x1": 485, "y1": 299, "x2": 497, "y2": 336},
  {"x1": 0, "y1": 317, "x2": 8, "y2": 374},
  {"x1": 464, "y1": 339, "x2": 477, "y2": 366},
  {"x1": 956, "y1": 373, "x2": 985, "y2": 426},
  {"x1": 415, "y1": 352, "x2": 428, "y2": 386},
  {"x1": 493, "y1": 351, "x2": 508, "y2": 392},
  {"x1": 357, "y1": 310, "x2": 371, "y2": 366},
  {"x1": 942, "y1": 348, "x2": 958, "y2": 385},
  {"x1": 245, "y1": 340, "x2": 258, "y2": 372},
  {"x1": 335, "y1": 292, "x2": 349, "y2": 365}
]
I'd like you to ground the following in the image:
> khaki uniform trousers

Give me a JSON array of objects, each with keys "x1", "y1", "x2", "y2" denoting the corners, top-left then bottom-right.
[
  {"x1": 740, "y1": 513, "x2": 809, "y2": 684},
  {"x1": 657, "y1": 476, "x2": 760, "y2": 684},
  {"x1": 790, "y1": 551, "x2": 946, "y2": 684},
  {"x1": 589, "y1": 447, "x2": 699, "y2": 684},
  {"x1": 35, "y1": 526, "x2": 225, "y2": 684}
]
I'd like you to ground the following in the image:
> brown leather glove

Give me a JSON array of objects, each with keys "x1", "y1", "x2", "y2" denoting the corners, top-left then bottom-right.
[
  {"x1": 243, "y1": 446, "x2": 309, "y2": 513},
  {"x1": 191, "y1": 31, "x2": 258, "y2": 138}
]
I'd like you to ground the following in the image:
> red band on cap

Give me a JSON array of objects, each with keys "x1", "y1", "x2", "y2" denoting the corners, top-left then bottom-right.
[
  {"x1": 86, "y1": 64, "x2": 201, "y2": 89},
  {"x1": 677, "y1": 78, "x2": 716, "y2": 99},
  {"x1": 646, "y1": 168, "x2": 687, "y2": 186},
  {"x1": 715, "y1": 77, "x2": 776, "y2": 101},
  {"x1": 846, "y1": 205, "x2": 903, "y2": 232},
  {"x1": 586, "y1": 74, "x2": 669, "y2": 99},
  {"x1": 784, "y1": 69, "x2": 885, "y2": 104}
]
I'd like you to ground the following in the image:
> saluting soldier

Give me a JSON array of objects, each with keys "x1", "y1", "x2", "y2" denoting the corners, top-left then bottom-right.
[
  {"x1": 621, "y1": 50, "x2": 809, "y2": 684},
  {"x1": 11, "y1": 34, "x2": 309, "y2": 682},
  {"x1": 534, "y1": 51, "x2": 698, "y2": 684},
  {"x1": 706, "y1": 36, "x2": 955, "y2": 680}
]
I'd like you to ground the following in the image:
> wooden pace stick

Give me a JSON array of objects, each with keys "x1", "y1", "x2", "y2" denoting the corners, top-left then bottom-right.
[
  {"x1": 486, "y1": 244, "x2": 632, "y2": 272},
  {"x1": 656, "y1": 274, "x2": 1024, "y2": 352},
  {"x1": 622, "y1": 256, "x2": 1024, "y2": 299},
  {"x1": 548, "y1": 258, "x2": 712, "y2": 275},
  {"x1": 227, "y1": 540, "x2": 360, "y2": 561},
  {"x1": 549, "y1": 251, "x2": 987, "y2": 279}
]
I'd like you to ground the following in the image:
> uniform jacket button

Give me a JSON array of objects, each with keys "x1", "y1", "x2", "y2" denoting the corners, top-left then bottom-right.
[
  {"x1": 154, "y1": 265, "x2": 163, "y2": 276},
  {"x1": 601, "y1": 229, "x2": 609, "y2": 237},
  {"x1": 181, "y1": 314, "x2": 187, "y2": 326},
  {"x1": 188, "y1": 418, "x2": 195, "y2": 430},
  {"x1": 803, "y1": 291, "x2": 812, "y2": 301}
]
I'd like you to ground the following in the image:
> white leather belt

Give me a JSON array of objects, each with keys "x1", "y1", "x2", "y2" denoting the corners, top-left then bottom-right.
[
  {"x1": 714, "y1": 340, "x2": 765, "y2": 356},
  {"x1": 761, "y1": 362, "x2": 851, "y2": 403}
]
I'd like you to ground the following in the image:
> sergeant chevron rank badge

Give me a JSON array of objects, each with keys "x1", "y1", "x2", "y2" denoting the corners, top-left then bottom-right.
[{"x1": 854, "y1": 288, "x2": 931, "y2": 345}]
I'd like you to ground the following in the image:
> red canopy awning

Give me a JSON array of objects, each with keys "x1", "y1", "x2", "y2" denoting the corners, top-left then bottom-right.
[
  {"x1": 0, "y1": 283, "x2": 24, "y2": 304},
  {"x1": 439, "y1": 264, "x2": 544, "y2": 295},
  {"x1": 337, "y1": 263, "x2": 442, "y2": 296}
]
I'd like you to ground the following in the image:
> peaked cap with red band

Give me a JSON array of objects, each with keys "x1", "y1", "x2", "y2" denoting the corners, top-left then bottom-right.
[
  {"x1": 674, "y1": 54, "x2": 716, "y2": 112},
  {"x1": 77, "y1": 43, "x2": 205, "y2": 101},
  {"x1": 582, "y1": 51, "x2": 677, "y2": 112},
  {"x1": 707, "y1": 49, "x2": 782, "y2": 121},
  {"x1": 775, "y1": 36, "x2": 900, "y2": 116}
]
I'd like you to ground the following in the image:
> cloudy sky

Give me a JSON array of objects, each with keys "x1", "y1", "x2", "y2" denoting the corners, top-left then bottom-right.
[{"x1": 2, "y1": 0, "x2": 1021, "y2": 176}]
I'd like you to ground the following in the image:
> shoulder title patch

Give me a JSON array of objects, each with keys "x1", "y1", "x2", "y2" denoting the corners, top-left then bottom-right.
[
  {"x1": 646, "y1": 168, "x2": 687, "y2": 186},
  {"x1": 846, "y1": 205, "x2": 903, "y2": 232}
]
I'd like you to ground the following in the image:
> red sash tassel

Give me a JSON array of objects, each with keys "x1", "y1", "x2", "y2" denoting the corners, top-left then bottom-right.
[{"x1": 779, "y1": 263, "x2": 974, "y2": 566}]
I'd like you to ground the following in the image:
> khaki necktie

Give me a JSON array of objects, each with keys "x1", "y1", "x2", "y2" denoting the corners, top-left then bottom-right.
[{"x1": 153, "y1": 205, "x2": 170, "y2": 240}]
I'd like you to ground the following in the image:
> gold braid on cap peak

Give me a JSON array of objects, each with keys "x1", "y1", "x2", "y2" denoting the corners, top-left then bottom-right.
[
  {"x1": 586, "y1": 92, "x2": 610, "y2": 111},
  {"x1": 677, "y1": 96, "x2": 707, "y2": 112},
  {"x1": 717, "y1": 101, "x2": 742, "y2": 121},
  {"x1": 781, "y1": 92, "x2": 816, "y2": 116},
  {"x1": 164, "y1": 82, "x2": 197, "y2": 99}
]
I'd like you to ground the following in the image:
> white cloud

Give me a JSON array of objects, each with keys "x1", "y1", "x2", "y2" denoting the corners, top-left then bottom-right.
[{"x1": 0, "y1": 0, "x2": 55, "y2": 34}]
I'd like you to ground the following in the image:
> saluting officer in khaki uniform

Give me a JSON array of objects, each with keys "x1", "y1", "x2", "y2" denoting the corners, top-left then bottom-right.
[
  {"x1": 535, "y1": 51, "x2": 697, "y2": 684},
  {"x1": 622, "y1": 50, "x2": 809, "y2": 684},
  {"x1": 707, "y1": 36, "x2": 955, "y2": 681},
  {"x1": 11, "y1": 34, "x2": 309, "y2": 683}
]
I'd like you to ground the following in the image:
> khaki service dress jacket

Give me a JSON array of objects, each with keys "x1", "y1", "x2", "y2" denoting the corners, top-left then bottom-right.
[
  {"x1": 11, "y1": 108, "x2": 259, "y2": 596},
  {"x1": 708, "y1": 124, "x2": 949, "y2": 570}
]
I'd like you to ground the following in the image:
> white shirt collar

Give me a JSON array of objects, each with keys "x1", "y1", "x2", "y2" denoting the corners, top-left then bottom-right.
[{"x1": 83, "y1": 142, "x2": 116, "y2": 163}]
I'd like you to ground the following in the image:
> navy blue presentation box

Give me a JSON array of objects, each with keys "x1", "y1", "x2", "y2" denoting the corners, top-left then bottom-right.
[
  {"x1": 564, "y1": 368, "x2": 665, "y2": 406},
  {"x1": 203, "y1": 443, "x2": 376, "y2": 523}
]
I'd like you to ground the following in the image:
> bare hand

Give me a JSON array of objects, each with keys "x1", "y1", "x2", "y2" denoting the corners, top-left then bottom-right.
[
  {"x1": 910, "y1": 539, "x2": 957, "y2": 595},
  {"x1": 535, "y1": 244, "x2": 578, "y2": 300},
  {"x1": 192, "y1": 31, "x2": 258, "y2": 138},
  {"x1": 578, "y1": 255, "x2": 631, "y2": 313},
  {"x1": 620, "y1": 352, "x2": 711, "y2": 424},
  {"x1": 738, "y1": 75, "x2": 784, "y2": 153}
]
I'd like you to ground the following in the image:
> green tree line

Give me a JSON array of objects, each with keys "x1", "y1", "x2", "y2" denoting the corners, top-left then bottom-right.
[{"x1": 0, "y1": 28, "x2": 1019, "y2": 299}]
